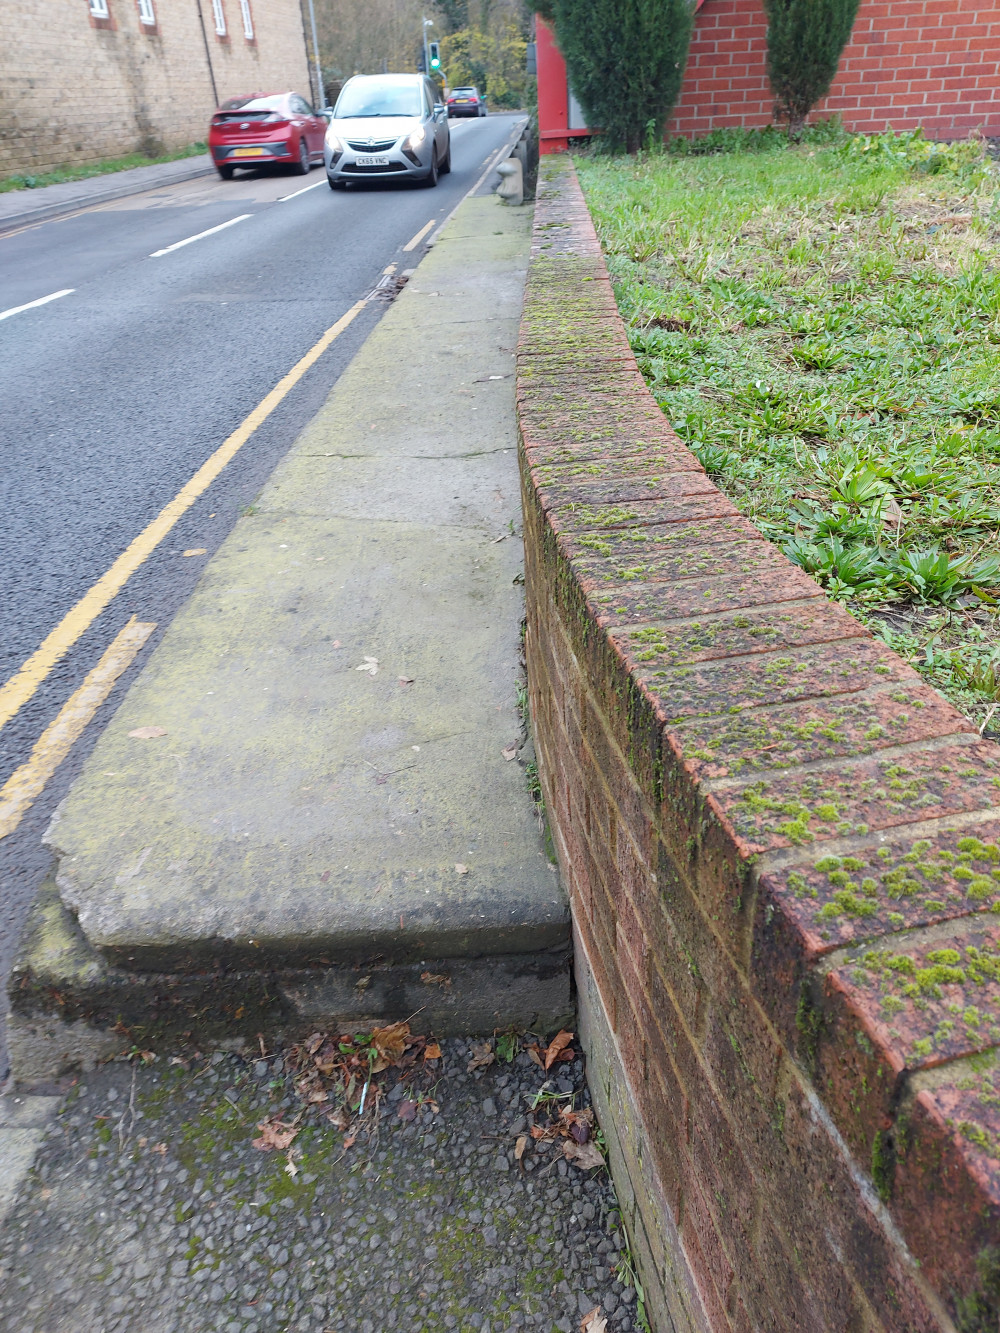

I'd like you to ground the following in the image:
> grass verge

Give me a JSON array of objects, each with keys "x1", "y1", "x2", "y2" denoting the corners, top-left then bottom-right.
[
  {"x1": 0, "y1": 141, "x2": 208, "y2": 194},
  {"x1": 576, "y1": 127, "x2": 1000, "y2": 734}
]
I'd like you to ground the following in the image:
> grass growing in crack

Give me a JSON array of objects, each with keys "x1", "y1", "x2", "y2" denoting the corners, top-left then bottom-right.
[{"x1": 576, "y1": 129, "x2": 1000, "y2": 732}]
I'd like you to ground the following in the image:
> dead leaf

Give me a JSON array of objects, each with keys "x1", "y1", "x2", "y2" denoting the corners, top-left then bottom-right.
[
  {"x1": 525, "y1": 1044, "x2": 545, "y2": 1068},
  {"x1": 284, "y1": 1151, "x2": 299, "y2": 1179},
  {"x1": 424, "y1": 1042, "x2": 442, "y2": 1061},
  {"x1": 182, "y1": 548, "x2": 207, "y2": 557},
  {"x1": 563, "y1": 1139, "x2": 604, "y2": 1170},
  {"x1": 580, "y1": 1309, "x2": 608, "y2": 1333},
  {"x1": 543, "y1": 1029, "x2": 575, "y2": 1071},
  {"x1": 355, "y1": 656, "x2": 379, "y2": 676},
  {"x1": 397, "y1": 1099, "x2": 417, "y2": 1123},
  {"x1": 251, "y1": 1118, "x2": 299, "y2": 1152},
  {"x1": 882, "y1": 496, "x2": 904, "y2": 529},
  {"x1": 343, "y1": 1133, "x2": 356, "y2": 1149},
  {"x1": 326, "y1": 1107, "x2": 350, "y2": 1131},
  {"x1": 421, "y1": 971, "x2": 451, "y2": 988},
  {"x1": 128, "y1": 726, "x2": 168, "y2": 739},
  {"x1": 370, "y1": 1020, "x2": 410, "y2": 1071},
  {"x1": 150, "y1": 1143, "x2": 167, "y2": 1155},
  {"x1": 454, "y1": 863, "x2": 470, "y2": 875},
  {"x1": 514, "y1": 1134, "x2": 528, "y2": 1161},
  {"x1": 466, "y1": 1041, "x2": 495, "y2": 1072},
  {"x1": 501, "y1": 744, "x2": 517, "y2": 761}
]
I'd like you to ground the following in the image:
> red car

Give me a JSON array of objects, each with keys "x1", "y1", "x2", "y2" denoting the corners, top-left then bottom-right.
[{"x1": 209, "y1": 92, "x2": 327, "y2": 180}]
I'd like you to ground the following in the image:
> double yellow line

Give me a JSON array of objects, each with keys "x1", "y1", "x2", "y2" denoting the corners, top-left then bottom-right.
[{"x1": 0, "y1": 297, "x2": 368, "y2": 840}]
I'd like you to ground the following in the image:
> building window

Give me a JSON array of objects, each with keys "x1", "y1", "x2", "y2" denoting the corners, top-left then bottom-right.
[
  {"x1": 211, "y1": 0, "x2": 227, "y2": 37},
  {"x1": 89, "y1": 0, "x2": 110, "y2": 16},
  {"x1": 137, "y1": 0, "x2": 155, "y2": 24},
  {"x1": 239, "y1": 0, "x2": 254, "y2": 40}
]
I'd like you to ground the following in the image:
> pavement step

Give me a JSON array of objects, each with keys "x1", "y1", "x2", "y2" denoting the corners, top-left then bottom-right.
[{"x1": 9, "y1": 194, "x2": 570, "y2": 1080}]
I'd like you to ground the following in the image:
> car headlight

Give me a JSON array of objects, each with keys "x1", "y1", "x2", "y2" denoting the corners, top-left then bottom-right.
[
  {"x1": 402, "y1": 124, "x2": 427, "y2": 151},
  {"x1": 326, "y1": 132, "x2": 344, "y2": 154}
]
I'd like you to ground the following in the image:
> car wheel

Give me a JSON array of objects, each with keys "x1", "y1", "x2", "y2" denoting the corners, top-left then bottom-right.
[
  {"x1": 294, "y1": 137, "x2": 311, "y2": 175},
  {"x1": 424, "y1": 147, "x2": 439, "y2": 188},
  {"x1": 217, "y1": 164, "x2": 235, "y2": 180},
  {"x1": 440, "y1": 142, "x2": 452, "y2": 175}
]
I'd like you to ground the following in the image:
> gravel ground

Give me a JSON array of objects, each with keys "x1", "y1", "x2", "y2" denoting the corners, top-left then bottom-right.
[{"x1": 0, "y1": 1036, "x2": 638, "y2": 1333}]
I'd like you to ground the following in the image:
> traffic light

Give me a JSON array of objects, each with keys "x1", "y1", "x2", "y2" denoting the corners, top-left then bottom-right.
[{"x1": 428, "y1": 41, "x2": 441, "y2": 70}]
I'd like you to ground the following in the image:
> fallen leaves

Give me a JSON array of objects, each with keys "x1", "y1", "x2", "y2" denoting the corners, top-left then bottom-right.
[
  {"x1": 521, "y1": 1097, "x2": 606, "y2": 1172},
  {"x1": 514, "y1": 1134, "x2": 528, "y2": 1162},
  {"x1": 563, "y1": 1139, "x2": 605, "y2": 1170},
  {"x1": 467, "y1": 1041, "x2": 495, "y2": 1072},
  {"x1": 355, "y1": 656, "x2": 379, "y2": 676},
  {"x1": 580, "y1": 1309, "x2": 608, "y2": 1333},
  {"x1": 525, "y1": 1029, "x2": 576, "y2": 1070},
  {"x1": 287, "y1": 1021, "x2": 442, "y2": 1147},
  {"x1": 454, "y1": 863, "x2": 470, "y2": 876},
  {"x1": 369, "y1": 1020, "x2": 409, "y2": 1072},
  {"x1": 543, "y1": 1029, "x2": 574, "y2": 1071},
  {"x1": 127, "y1": 726, "x2": 168, "y2": 739},
  {"x1": 251, "y1": 1118, "x2": 299, "y2": 1152},
  {"x1": 501, "y1": 743, "x2": 517, "y2": 761},
  {"x1": 420, "y1": 971, "x2": 451, "y2": 989}
]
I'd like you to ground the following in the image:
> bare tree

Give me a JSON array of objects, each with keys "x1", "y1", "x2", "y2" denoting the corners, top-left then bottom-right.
[{"x1": 312, "y1": 0, "x2": 438, "y2": 83}]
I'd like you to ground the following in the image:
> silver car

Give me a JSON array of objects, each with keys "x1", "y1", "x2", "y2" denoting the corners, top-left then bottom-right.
[{"x1": 325, "y1": 74, "x2": 451, "y2": 189}]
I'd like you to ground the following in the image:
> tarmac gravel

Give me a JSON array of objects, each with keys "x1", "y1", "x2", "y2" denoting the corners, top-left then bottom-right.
[{"x1": 0, "y1": 1037, "x2": 637, "y2": 1332}]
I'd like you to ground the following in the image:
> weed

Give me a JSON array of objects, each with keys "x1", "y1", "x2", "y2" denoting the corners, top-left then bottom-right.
[{"x1": 495, "y1": 1031, "x2": 520, "y2": 1063}]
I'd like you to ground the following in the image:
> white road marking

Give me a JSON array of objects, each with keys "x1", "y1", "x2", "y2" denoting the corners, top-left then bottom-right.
[
  {"x1": 149, "y1": 213, "x2": 253, "y2": 258},
  {"x1": 0, "y1": 289, "x2": 74, "y2": 322},
  {"x1": 278, "y1": 179, "x2": 328, "y2": 202},
  {"x1": 403, "y1": 219, "x2": 435, "y2": 252}
]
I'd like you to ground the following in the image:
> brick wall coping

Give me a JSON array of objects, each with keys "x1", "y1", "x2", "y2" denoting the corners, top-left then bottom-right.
[{"x1": 517, "y1": 156, "x2": 1000, "y2": 1325}]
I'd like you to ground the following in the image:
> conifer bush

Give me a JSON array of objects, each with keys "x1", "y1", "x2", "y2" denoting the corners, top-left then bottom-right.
[
  {"x1": 549, "y1": 0, "x2": 694, "y2": 154},
  {"x1": 762, "y1": 0, "x2": 861, "y2": 138}
]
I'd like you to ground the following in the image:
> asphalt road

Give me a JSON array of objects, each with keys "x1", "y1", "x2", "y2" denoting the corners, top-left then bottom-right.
[{"x1": 0, "y1": 112, "x2": 525, "y2": 1071}]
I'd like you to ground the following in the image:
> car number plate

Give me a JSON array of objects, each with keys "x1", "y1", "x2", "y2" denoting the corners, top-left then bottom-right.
[
  {"x1": 356, "y1": 155, "x2": 390, "y2": 167},
  {"x1": 232, "y1": 147, "x2": 264, "y2": 157}
]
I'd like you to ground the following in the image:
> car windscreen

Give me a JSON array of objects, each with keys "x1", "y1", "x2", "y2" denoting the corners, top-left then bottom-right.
[
  {"x1": 221, "y1": 95, "x2": 286, "y2": 112},
  {"x1": 452, "y1": 88, "x2": 477, "y2": 96},
  {"x1": 335, "y1": 81, "x2": 423, "y2": 118}
]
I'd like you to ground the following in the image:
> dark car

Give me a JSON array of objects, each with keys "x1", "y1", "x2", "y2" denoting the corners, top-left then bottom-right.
[
  {"x1": 209, "y1": 92, "x2": 327, "y2": 180},
  {"x1": 447, "y1": 87, "x2": 486, "y2": 118}
]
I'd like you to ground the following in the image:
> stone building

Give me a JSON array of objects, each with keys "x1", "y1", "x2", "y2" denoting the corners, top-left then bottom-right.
[{"x1": 0, "y1": 0, "x2": 313, "y2": 178}]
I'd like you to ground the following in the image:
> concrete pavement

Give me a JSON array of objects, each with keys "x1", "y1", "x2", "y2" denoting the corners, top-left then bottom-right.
[
  {"x1": 9, "y1": 181, "x2": 571, "y2": 1079},
  {"x1": 0, "y1": 153, "x2": 215, "y2": 236},
  {"x1": 0, "y1": 114, "x2": 524, "y2": 1071}
]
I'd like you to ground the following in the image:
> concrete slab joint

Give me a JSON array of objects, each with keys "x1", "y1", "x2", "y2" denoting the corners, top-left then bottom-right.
[
  {"x1": 517, "y1": 156, "x2": 1000, "y2": 1332},
  {"x1": 8, "y1": 192, "x2": 572, "y2": 1081}
]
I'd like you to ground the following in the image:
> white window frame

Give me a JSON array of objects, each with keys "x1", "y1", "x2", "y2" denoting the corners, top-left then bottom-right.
[
  {"x1": 211, "y1": 0, "x2": 227, "y2": 36},
  {"x1": 137, "y1": 0, "x2": 155, "y2": 24},
  {"x1": 239, "y1": 0, "x2": 254, "y2": 40},
  {"x1": 89, "y1": 0, "x2": 110, "y2": 17}
]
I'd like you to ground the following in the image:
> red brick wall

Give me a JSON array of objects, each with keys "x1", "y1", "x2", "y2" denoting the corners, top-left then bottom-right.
[
  {"x1": 668, "y1": 0, "x2": 1000, "y2": 139},
  {"x1": 518, "y1": 158, "x2": 1000, "y2": 1331}
]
